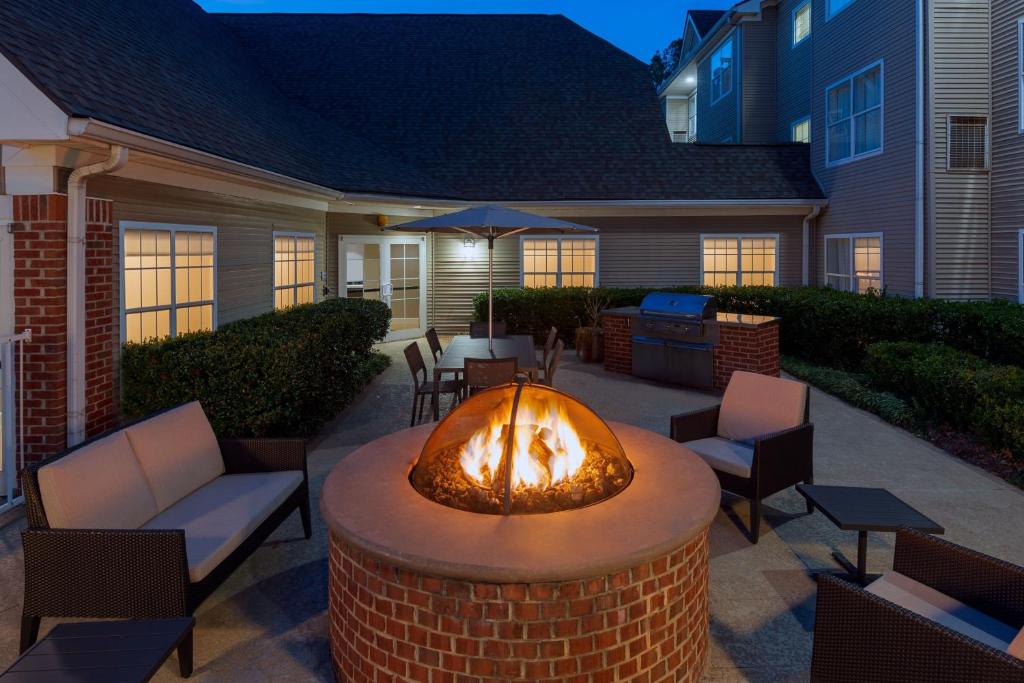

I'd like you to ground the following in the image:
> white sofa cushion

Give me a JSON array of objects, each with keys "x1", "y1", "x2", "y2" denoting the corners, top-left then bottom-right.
[
  {"x1": 718, "y1": 371, "x2": 808, "y2": 444},
  {"x1": 684, "y1": 437, "x2": 754, "y2": 478},
  {"x1": 144, "y1": 472, "x2": 302, "y2": 582},
  {"x1": 37, "y1": 431, "x2": 159, "y2": 529},
  {"x1": 125, "y1": 402, "x2": 225, "y2": 511},
  {"x1": 866, "y1": 571, "x2": 1019, "y2": 652}
]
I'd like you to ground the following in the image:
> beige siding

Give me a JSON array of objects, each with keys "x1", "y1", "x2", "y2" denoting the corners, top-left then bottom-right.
[
  {"x1": 91, "y1": 176, "x2": 327, "y2": 327},
  {"x1": 776, "y1": 0, "x2": 813, "y2": 142},
  {"x1": 929, "y1": 0, "x2": 992, "y2": 300},
  {"x1": 741, "y1": 9, "x2": 779, "y2": 144},
  {"x1": 990, "y1": 0, "x2": 1024, "y2": 301}
]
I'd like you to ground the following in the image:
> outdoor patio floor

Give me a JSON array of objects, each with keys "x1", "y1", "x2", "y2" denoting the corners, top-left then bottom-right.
[{"x1": 0, "y1": 338, "x2": 1021, "y2": 682}]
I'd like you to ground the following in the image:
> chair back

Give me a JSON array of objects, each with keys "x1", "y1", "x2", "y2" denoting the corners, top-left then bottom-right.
[
  {"x1": 469, "y1": 320, "x2": 507, "y2": 338},
  {"x1": 542, "y1": 327, "x2": 558, "y2": 366},
  {"x1": 425, "y1": 328, "x2": 444, "y2": 363},
  {"x1": 546, "y1": 340, "x2": 565, "y2": 386},
  {"x1": 404, "y1": 342, "x2": 427, "y2": 389},
  {"x1": 464, "y1": 357, "x2": 518, "y2": 394},
  {"x1": 718, "y1": 371, "x2": 809, "y2": 443}
]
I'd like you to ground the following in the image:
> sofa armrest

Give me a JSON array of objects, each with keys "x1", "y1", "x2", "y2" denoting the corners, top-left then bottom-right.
[
  {"x1": 218, "y1": 438, "x2": 307, "y2": 476},
  {"x1": 752, "y1": 423, "x2": 813, "y2": 495},
  {"x1": 812, "y1": 573, "x2": 1024, "y2": 683},
  {"x1": 894, "y1": 528, "x2": 1024, "y2": 629},
  {"x1": 22, "y1": 528, "x2": 190, "y2": 619},
  {"x1": 669, "y1": 406, "x2": 720, "y2": 443}
]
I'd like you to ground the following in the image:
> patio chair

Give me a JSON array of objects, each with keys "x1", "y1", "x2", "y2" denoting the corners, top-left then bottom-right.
[
  {"x1": 669, "y1": 370, "x2": 813, "y2": 543},
  {"x1": 463, "y1": 357, "x2": 517, "y2": 397},
  {"x1": 425, "y1": 327, "x2": 444, "y2": 363},
  {"x1": 469, "y1": 320, "x2": 506, "y2": 338},
  {"x1": 539, "y1": 326, "x2": 557, "y2": 368},
  {"x1": 404, "y1": 342, "x2": 461, "y2": 426},
  {"x1": 812, "y1": 528, "x2": 1024, "y2": 682},
  {"x1": 540, "y1": 340, "x2": 565, "y2": 387}
]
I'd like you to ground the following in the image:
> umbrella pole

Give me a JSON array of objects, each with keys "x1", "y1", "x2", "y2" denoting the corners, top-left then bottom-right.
[{"x1": 487, "y1": 235, "x2": 494, "y2": 351}]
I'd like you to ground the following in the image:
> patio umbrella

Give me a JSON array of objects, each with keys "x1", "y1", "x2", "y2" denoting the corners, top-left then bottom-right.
[{"x1": 388, "y1": 206, "x2": 598, "y2": 350}]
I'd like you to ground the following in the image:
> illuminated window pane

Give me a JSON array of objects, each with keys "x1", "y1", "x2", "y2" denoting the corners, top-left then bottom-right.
[
  {"x1": 826, "y1": 235, "x2": 882, "y2": 293},
  {"x1": 703, "y1": 236, "x2": 777, "y2": 288},
  {"x1": 525, "y1": 238, "x2": 596, "y2": 289},
  {"x1": 274, "y1": 233, "x2": 316, "y2": 309}
]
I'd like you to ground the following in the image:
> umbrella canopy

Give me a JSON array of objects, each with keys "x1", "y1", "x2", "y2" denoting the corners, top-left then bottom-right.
[{"x1": 388, "y1": 206, "x2": 598, "y2": 348}]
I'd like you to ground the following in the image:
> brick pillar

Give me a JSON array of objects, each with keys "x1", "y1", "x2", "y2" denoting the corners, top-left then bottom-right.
[
  {"x1": 712, "y1": 321, "x2": 781, "y2": 393},
  {"x1": 600, "y1": 314, "x2": 632, "y2": 374},
  {"x1": 12, "y1": 194, "x2": 117, "y2": 464}
]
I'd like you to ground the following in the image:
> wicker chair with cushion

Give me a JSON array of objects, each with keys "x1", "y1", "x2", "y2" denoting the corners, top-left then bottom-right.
[
  {"x1": 404, "y1": 342, "x2": 461, "y2": 425},
  {"x1": 812, "y1": 528, "x2": 1024, "y2": 682},
  {"x1": 469, "y1": 320, "x2": 506, "y2": 338},
  {"x1": 19, "y1": 401, "x2": 311, "y2": 655},
  {"x1": 540, "y1": 340, "x2": 565, "y2": 387},
  {"x1": 425, "y1": 327, "x2": 444, "y2": 363},
  {"x1": 463, "y1": 357, "x2": 517, "y2": 397},
  {"x1": 669, "y1": 371, "x2": 813, "y2": 543},
  {"x1": 539, "y1": 327, "x2": 557, "y2": 368}
]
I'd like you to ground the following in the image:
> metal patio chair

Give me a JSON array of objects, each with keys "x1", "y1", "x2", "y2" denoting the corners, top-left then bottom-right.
[{"x1": 404, "y1": 342, "x2": 461, "y2": 426}]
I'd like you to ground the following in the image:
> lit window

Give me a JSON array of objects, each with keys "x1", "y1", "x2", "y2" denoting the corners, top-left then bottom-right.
[
  {"x1": 710, "y1": 36, "x2": 734, "y2": 103},
  {"x1": 825, "y1": 234, "x2": 882, "y2": 293},
  {"x1": 828, "y1": 0, "x2": 854, "y2": 19},
  {"x1": 702, "y1": 236, "x2": 777, "y2": 287},
  {"x1": 827, "y1": 62, "x2": 883, "y2": 164},
  {"x1": 792, "y1": 117, "x2": 810, "y2": 143},
  {"x1": 793, "y1": 1, "x2": 811, "y2": 45},
  {"x1": 122, "y1": 224, "x2": 215, "y2": 344},
  {"x1": 274, "y1": 233, "x2": 316, "y2": 309},
  {"x1": 947, "y1": 116, "x2": 989, "y2": 170},
  {"x1": 522, "y1": 238, "x2": 597, "y2": 288}
]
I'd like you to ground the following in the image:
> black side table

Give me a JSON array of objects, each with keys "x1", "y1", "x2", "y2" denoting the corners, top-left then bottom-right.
[
  {"x1": 1, "y1": 618, "x2": 194, "y2": 681},
  {"x1": 797, "y1": 484, "x2": 944, "y2": 585}
]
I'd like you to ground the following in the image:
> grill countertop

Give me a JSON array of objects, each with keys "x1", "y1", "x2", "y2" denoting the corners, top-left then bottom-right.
[{"x1": 601, "y1": 307, "x2": 780, "y2": 328}]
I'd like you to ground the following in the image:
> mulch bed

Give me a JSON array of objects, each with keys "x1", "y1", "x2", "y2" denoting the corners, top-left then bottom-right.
[{"x1": 927, "y1": 426, "x2": 1024, "y2": 489}]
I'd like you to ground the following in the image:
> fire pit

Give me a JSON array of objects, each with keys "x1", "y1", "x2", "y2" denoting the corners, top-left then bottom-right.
[{"x1": 321, "y1": 383, "x2": 720, "y2": 682}]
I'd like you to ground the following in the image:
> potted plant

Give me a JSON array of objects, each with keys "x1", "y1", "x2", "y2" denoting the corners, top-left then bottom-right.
[{"x1": 575, "y1": 290, "x2": 609, "y2": 363}]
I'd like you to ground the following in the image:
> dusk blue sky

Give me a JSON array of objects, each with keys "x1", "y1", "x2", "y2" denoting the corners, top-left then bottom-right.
[{"x1": 196, "y1": 1, "x2": 735, "y2": 62}]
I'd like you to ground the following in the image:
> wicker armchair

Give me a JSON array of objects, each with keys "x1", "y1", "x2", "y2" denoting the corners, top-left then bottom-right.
[{"x1": 812, "y1": 529, "x2": 1024, "y2": 682}]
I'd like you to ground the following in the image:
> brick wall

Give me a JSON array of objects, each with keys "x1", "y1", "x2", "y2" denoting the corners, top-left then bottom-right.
[
  {"x1": 328, "y1": 529, "x2": 710, "y2": 682},
  {"x1": 600, "y1": 314, "x2": 632, "y2": 375},
  {"x1": 712, "y1": 322, "x2": 780, "y2": 392},
  {"x1": 12, "y1": 194, "x2": 117, "y2": 464}
]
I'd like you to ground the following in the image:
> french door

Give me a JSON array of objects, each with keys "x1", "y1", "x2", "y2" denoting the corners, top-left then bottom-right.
[
  {"x1": 0, "y1": 202, "x2": 23, "y2": 512},
  {"x1": 339, "y1": 235, "x2": 427, "y2": 342}
]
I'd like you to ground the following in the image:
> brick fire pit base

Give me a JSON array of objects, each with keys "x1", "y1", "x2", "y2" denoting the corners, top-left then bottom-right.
[{"x1": 321, "y1": 422, "x2": 720, "y2": 682}]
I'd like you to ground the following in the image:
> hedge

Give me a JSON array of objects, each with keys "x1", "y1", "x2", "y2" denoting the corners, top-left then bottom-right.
[
  {"x1": 781, "y1": 356, "x2": 915, "y2": 428},
  {"x1": 121, "y1": 298, "x2": 391, "y2": 438},
  {"x1": 473, "y1": 286, "x2": 1024, "y2": 369},
  {"x1": 866, "y1": 342, "x2": 1024, "y2": 459}
]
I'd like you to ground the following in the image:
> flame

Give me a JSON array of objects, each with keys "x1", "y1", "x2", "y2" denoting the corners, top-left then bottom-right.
[{"x1": 459, "y1": 394, "x2": 588, "y2": 491}]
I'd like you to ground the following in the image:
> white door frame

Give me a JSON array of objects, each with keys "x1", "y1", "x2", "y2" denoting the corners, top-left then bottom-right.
[
  {"x1": 338, "y1": 234, "x2": 427, "y2": 342},
  {"x1": 0, "y1": 195, "x2": 21, "y2": 510}
]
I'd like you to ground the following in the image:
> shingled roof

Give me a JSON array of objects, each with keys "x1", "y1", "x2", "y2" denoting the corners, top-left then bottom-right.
[
  {"x1": 688, "y1": 9, "x2": 728, "y2": 37},
  {"x1": 0, "y1": 1, "x2": 822, "y2": 202}
]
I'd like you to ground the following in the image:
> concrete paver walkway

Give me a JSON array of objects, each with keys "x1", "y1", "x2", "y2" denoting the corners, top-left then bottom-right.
[{"x1": 0, "y1": 338, "x2": 1020, "y2": 681}]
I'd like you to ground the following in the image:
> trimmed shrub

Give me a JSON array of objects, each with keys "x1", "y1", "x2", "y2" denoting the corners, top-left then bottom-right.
[
  {"x1": 121, "y1": 298, "x2": 391, "y2": 438},
  {"x1": 473, "y1": 286, "x2": 1024, "y2": 368},
  {"x1": 781, "y1": 356, "x2": 915, "y2": 428},
  {"x1": 866, "y1": 342, "x2": 1024, "y2": 458}
]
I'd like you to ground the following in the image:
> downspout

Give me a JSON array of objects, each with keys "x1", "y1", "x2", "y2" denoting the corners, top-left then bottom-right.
[
  {"x1": 802, "y1": 206, "x2": 821, "y2": 286},
  {"x1": 66, "y1": 145, "x2": 128, "y2": 447},
  {"x1": 914, "y1": 0, "x2": 926, "y2": 298}
]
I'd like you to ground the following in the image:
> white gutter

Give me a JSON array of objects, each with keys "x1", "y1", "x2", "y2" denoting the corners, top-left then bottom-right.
[
  {"x1": 802, "y1": 205, "x2": 822, "y2": 286},
  {"x1": 66, "y1": 145, "x2": 128, "y2": 447},
  {"x1": 914, "y1": 0, "x2": 926, "y2": 298}
]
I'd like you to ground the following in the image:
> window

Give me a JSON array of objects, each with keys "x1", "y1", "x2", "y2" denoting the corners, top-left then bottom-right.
[
  {"x1": 793, "y1": 1, "x2": 811, "y2": 46},
  {"x1": 121, "y1": 223, "x2": 216, "y2": 344},
  {"x1": 1018, "y1": 18, "x2": 1023, "y2": 133},
  {"x1": 828, "y1": 0, "x2": 854, "y2": 19},
  {"x1": 522, "y1": 237, "x2": 598, "y2": 288},
  {"x1": 710, "y1": 35, "x2": 735, "y2": 104},
  {"x1": 666, "y1": 97, "x2": 689, "y2": 142},
  {"x1": 947, "y1": 116, "x2": 989, "y2": 170},
  {"x1": 274, "y1": 232, "x2": 316, "y2": 309},
  {"x1": 687, "y1": 91, "x2": 698, "y2": 142},
  {"x1": 701, "y1": 235, "x2": 778, "y2": 286},
  {"x1": 825, "y1": 234, "x2": 882, "y2": 293},
  {"x1": 792, "y1": 116, "x2": 810, "y2": 143},
  {"x1": 826, "y1": 62, "x2": 883, "y2": 165}
]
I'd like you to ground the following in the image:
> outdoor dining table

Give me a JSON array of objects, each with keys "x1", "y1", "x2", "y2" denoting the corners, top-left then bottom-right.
[{"x1": 432, "y1": 334, "x2": 539, "y2": 420}]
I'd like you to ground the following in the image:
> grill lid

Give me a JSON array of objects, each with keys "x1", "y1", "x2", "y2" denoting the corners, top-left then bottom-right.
[{"x1": 639, "y1": 293, "x2": 716, "y2": 320}]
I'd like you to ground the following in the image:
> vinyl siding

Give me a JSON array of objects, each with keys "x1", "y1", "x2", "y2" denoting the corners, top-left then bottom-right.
[
  {"x1": 741, "y1": 8, "x2": 779, "y2": 144},
  {"x1": 812, "y1": 0, "x2": 919, "y2": 297},
  {"x1": 697, "y1": 28, "x2": 741, "y2": 142},
  {"x1": 929, "y1": 0, "x2": 991, "y2": 300},
  {"x1": 776, "y1": 0, "x2": 814, "y2": 142},
  {"x1": 990, "y1": 0, "x2": 1024, "y2": 301}
]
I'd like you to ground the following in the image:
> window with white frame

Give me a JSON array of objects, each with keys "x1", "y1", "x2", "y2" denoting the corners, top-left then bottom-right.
[
  {"x1": 793, "y1": 1, "x2": 811, "y2": 45},
  {"x1": 947, "y1": 116, "x2": 989, "y2": 170},
  {"x1": 687, "y1": 91, "x2": 698, "y2": 141},
  {"x1": 827, "y1": 62, "x2": 883, "y2": 165},
  {"x1": 710, "y1": 35, "x2": 735, "y2": 103},
  {"x1": 828, "y1": 0, "x2": 854, "y2": 19},
  {"x1": 274, "y1": 232, "x2": 316, "y2": 309},
  {"x1": 792, "y1": 116, "x2": 810, "y2": 143},
  {"x1": 522, "y1": 237, "x2": 597, "y2": 288},
  {"x1": 122, "y1": 223, "x2": 215, "y2": 344},
  {"x1": 701, "y1": 235, "x2": 778, "y2": 286},
  {"x1": 825, "y1": 234, "x2": 882, "y2": 293}
]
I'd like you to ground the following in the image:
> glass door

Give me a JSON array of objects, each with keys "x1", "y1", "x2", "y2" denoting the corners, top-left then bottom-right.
[{"x1": 340, "y1": 235, "x2": 426, "y2": 341}]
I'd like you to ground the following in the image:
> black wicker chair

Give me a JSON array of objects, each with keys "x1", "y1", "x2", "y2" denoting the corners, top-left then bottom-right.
[
  {"x1": 19, "y1": 406, "x2": 311, "y2": 657},
  {"x1": 811, "y1": 529, "x2": 1024, "y2": 682}
]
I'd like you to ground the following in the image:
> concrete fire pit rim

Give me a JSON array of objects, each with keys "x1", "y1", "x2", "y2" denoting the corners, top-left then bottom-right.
[{"x1": 319, "y1": 421, "x2": 720, "y2": 583}]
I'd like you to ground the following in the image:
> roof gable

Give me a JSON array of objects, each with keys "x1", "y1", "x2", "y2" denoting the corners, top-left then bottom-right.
[{"x1": 689, "y1": 10, "x2": 728, "y2": 37}]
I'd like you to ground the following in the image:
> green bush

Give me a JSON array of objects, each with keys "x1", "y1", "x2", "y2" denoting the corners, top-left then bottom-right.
[
  {"x1": 781, "y1": 356, "x2": 915, "y2": 428},
  {"x1": 473, "y1": 286, "x2": 1024, "y2": 368},
  {"x1": 121, "y1": 298, "x2": 391, "y2": 438},
  {"x1": 866, "y1": 342, "x2": 1024, "y2": 458}
]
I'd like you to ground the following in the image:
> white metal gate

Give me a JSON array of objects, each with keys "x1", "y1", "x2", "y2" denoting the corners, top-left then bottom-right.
[{"x1": 0, "y1": 330, "x2": 29, "y2": 513}]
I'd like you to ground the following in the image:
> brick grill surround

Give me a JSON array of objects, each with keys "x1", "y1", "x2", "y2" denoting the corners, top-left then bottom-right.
[{"x1": 328, "y1": 529, "x2": 710, "y2": 683}]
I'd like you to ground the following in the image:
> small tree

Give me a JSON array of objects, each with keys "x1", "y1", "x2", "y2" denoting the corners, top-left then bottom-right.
[{"x1": 649, "y1": 38, "x2": 684, "y2": 86}]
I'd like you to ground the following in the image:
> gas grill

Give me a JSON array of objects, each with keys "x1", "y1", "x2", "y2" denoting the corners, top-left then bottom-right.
[{"x1": 631, "y1": 293, "x2": 719, "y2": 390}]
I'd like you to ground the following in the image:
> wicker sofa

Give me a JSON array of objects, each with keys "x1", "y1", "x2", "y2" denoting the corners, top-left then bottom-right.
[
  {"x1": 19, "y1": 402, "x2": 311, "y2": 659},
  {"x1": 812, "y1": 528, "x2": 1024, "y2": 682}
]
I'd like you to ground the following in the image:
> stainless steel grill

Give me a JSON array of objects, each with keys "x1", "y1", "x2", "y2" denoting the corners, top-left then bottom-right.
[{"x1": 631, "y1": 293, "x2": 719, "y2": 390}]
